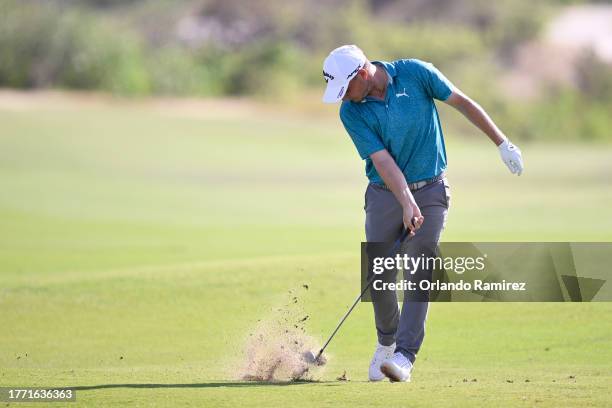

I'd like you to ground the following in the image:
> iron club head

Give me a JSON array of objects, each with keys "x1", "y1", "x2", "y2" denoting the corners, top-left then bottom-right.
[{"x1": 302, "y1": 350, "x2": 327, "y2": 366}]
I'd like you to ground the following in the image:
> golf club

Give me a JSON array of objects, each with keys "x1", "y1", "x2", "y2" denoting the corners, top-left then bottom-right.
[{"x1": 304, "y1": 225, "x2": 412, "y2": 365}]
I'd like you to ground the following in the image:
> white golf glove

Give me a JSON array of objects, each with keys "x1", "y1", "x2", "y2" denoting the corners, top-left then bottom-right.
[{"x1": 498, "y1": 139, "x2": 523, "y2": 175}]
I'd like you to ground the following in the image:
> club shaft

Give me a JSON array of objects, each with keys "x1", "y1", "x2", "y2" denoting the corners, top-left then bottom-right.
[{"x1": 315, "y1": 229, "x2": 409, "y2": 359}]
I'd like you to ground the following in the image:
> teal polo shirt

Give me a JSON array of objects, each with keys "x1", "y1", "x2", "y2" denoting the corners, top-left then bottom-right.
[{"x1": 339, "y1": 59, "x2": 454, "y2": 184}]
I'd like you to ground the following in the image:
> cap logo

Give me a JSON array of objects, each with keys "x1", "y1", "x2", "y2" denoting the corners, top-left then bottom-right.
[
  {"x1": 346, "y1": 63, "x2": 362, "y2": 80},
  {"x1": 323, "y1": 70, "x2": 335, "y2": 83},
  {"x1": 336, "y1": 86, "x2": 345, "y2": 99}
]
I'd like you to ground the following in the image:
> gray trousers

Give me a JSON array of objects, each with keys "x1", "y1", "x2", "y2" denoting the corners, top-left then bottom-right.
[{"x1": 364, "y1": 178, "x2": 450, "y2": 364}]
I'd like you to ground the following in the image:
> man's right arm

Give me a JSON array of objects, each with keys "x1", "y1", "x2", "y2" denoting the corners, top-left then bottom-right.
[
  {"x1": 340, "y1": 105, "x2": 424, "y2": 234},
  {"x1": 370, "y1": 149, "x2": 424, "y2": 235}
]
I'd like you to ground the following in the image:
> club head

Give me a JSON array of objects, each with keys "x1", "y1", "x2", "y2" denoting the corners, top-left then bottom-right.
[
  {"x1": 303, "y1": 350, "x2": 316, "y2": 363},
  {"x1": 302, "y1": 350, "x2": 327, "y2": 366}
]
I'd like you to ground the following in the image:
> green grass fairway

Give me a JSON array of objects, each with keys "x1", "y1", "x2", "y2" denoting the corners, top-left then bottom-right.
[{"x1": 1, "y1": 92, "x2": 611, "y2": 407}]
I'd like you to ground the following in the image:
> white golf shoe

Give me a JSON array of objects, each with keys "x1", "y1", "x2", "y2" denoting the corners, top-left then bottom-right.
[
  {"x1": 380, "y1": 352, "x2": 413, "y2": 382},
  {"x1": 368, "y1": 342, "x2": 396, "y2": 381}
]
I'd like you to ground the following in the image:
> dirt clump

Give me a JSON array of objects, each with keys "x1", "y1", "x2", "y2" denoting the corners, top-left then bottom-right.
[{"x1": 239, "y1": 287, "x2": 325, "y2": 382}]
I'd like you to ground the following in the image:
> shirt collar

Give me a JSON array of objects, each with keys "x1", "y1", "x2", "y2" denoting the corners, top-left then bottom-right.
[
  {"x1": 371, "y1": 60, "x2": 397, "y2": 83},
  {"x1": 359, "y1": 60, "x2": 395, "y2": 103}
]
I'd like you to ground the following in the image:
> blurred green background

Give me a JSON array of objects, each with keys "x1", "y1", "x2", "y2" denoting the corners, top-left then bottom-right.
[{"x1": 1, "y1": 0, "x2": 611, "y2": 142}]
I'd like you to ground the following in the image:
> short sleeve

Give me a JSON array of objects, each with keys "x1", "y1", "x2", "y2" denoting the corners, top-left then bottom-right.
[
  {"x1": 403, "y1": 59, "x2": 454, "y2": 101},
  {"x1": 340, "y1": 104, "x2": 385, "y2": 160}
]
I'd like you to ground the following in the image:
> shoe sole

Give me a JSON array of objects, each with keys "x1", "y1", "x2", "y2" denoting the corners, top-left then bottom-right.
[{"x1": 380, "y1": 364, "x2": 410, "y2": 383}]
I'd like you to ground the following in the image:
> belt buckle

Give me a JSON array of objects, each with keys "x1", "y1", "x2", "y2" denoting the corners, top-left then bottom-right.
[
  {"x1": 400, "y1": 172, "x2": 446, "y2": 192},
  {"x1": 410, "y1": 174, "x2": 440, "y2": 191}
]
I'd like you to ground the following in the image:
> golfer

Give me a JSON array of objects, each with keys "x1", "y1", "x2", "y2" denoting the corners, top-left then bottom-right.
[{"x1": 321, "y1": 45, "x2": 523, "y2": 382}]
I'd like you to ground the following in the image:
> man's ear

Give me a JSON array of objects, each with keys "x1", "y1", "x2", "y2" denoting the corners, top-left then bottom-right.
[{"x1": 358, "y1": 68, "x2": 368, "y2": 80}]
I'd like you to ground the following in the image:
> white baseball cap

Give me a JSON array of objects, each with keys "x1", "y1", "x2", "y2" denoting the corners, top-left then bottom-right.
[{"x1": 322, "y1": 45, "x2": 367, "y2": 103}]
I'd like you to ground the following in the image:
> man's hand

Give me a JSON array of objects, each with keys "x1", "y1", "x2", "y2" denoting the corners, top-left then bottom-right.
[
  {"x1": 498, "y1": 139, "x2": 524, "y2": 175},
  {"x1": 370, "y1": 149, "x2": 425, "y2": 236},
  {"x1": 402, "y1": 198, "x2": 424, "y2": 236}
]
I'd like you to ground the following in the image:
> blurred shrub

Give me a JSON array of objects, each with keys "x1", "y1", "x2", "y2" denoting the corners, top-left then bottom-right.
[
  {"x1": 211, "y1": 41, "x2": 308, "y2": 99},
  {"x1": 368, "y1": 0, "x2": 548, "y2": 56},
  {"x1": 67, "y1": 0, "x2": 142, "y2": 7},
  {"x1": 366, "y1": 23, "x2": 485, "y2": 64},
  {"x1": 56, "y1": 13, "x2": 151, "y2": 94},
  {"x1": 0, "y1": 1, "x2": 150, "y2": 94},
  {"x1": 530, "y1": 87, "x2": 611, "y2": 142},
  {"x1": 483, "y1": 0, "x2": 549, "y2": 61},
  {"x1": 147, "y1": 47, "x2": 220, "y2": 96},
  {"x1": 0, "y1": 1, "x2": 57, "y2": 87},
  {"x1": 0, "y1": 0, "x2": 609, "y2": 142},
  {"x1": 574, "y1": 51, "x2": 612, "y2": 104},
  {"x1": 522, "y1": 51, "x2": 611, "y2": 142}
]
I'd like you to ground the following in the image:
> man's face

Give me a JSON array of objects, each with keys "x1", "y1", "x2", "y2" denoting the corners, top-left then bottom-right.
[{"x1": 342, "y1": 69, "x2": 369, "y2": 102}]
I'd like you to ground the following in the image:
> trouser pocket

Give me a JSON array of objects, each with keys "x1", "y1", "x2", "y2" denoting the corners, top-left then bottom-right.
[{"x1": 442, "y1": 178, "x2": 451, "y2": 209}]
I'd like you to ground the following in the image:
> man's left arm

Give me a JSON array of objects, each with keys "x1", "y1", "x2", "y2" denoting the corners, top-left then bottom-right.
[{"x1": 444, "y1": 88, "x2": 524, "y2": 176}]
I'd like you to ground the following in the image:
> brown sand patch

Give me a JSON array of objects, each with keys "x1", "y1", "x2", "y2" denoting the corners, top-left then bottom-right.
[{"x1": 239, "y1": 288, "x2": 326, "y2": 382}]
